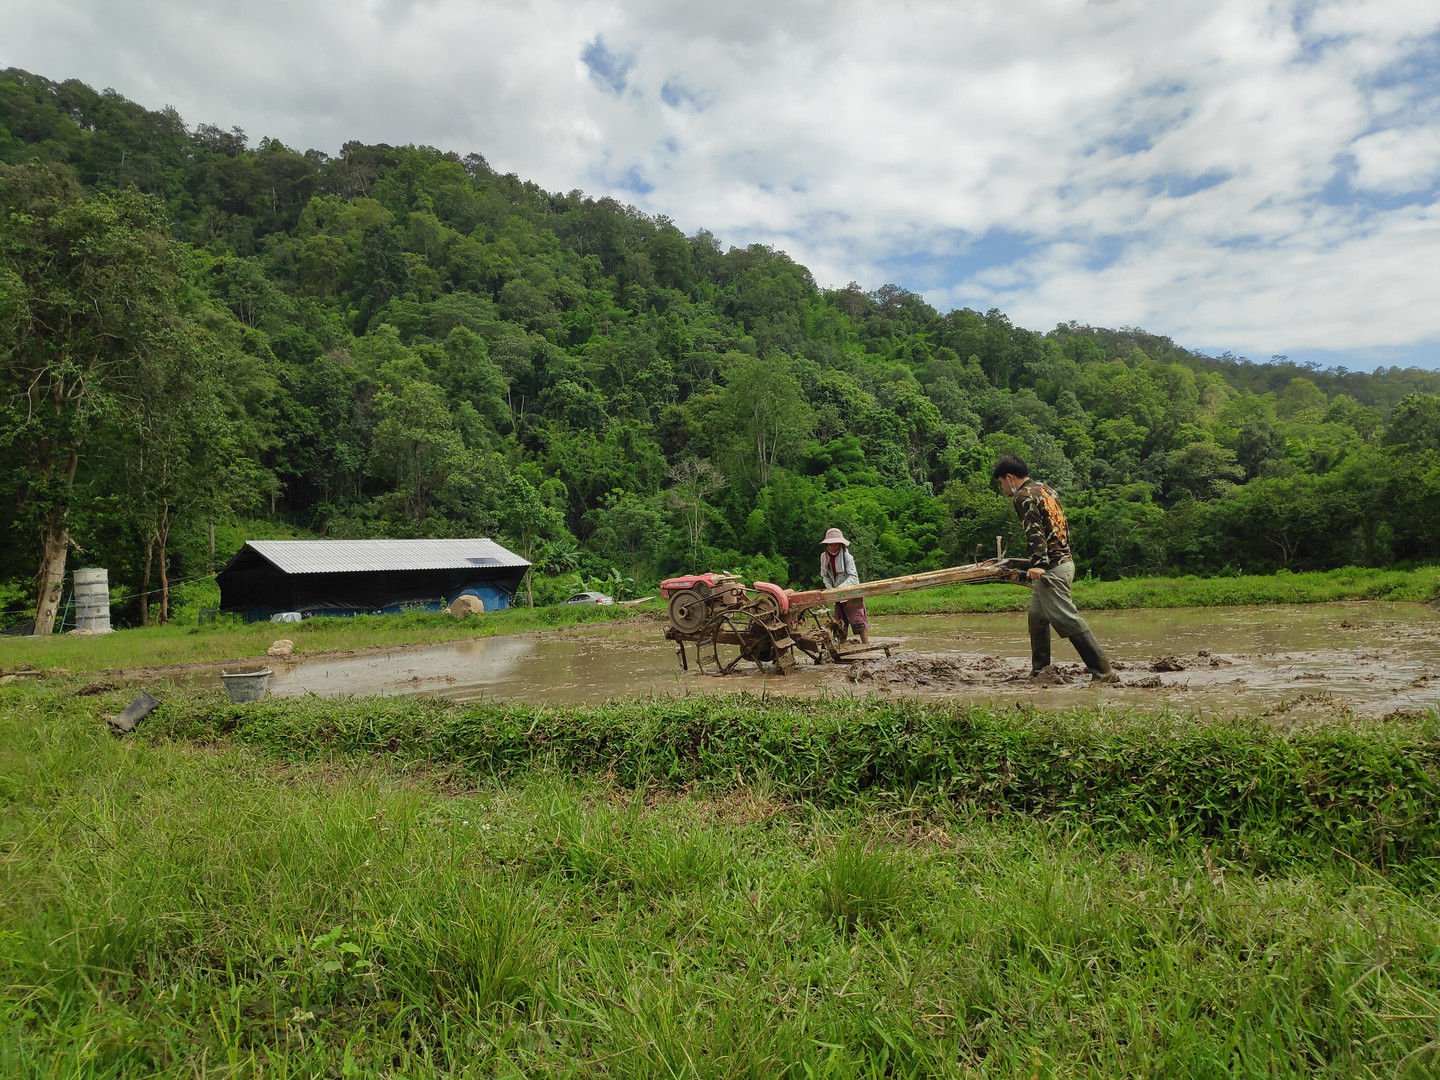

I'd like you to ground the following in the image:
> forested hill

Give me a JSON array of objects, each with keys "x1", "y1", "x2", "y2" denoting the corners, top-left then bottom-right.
[{"x1": 4, "y1": 67, "x2": 1440, "y2": 626}]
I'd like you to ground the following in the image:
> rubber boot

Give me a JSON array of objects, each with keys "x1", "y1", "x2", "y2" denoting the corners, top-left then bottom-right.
[
  {"x1": 1028, "y1": 612, "x2": 1051, "y2": 674},
  {"x1": 1072, "y1": 631, "x2": 1120, "y2": 684},
  {"x1": 107, "y1": 692, "x2": 160, "y2": 734}
]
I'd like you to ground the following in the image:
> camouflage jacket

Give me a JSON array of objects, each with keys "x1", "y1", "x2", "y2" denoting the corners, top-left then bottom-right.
[{"x1": 1012, "y1": 480, "x2": 1072, "y2": 570}]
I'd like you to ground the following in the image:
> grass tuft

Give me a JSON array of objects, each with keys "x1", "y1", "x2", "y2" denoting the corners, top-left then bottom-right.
[
  {"x1": 382, "y1": 885, "x2": 542, "y2": 1014},
  {"x1": 529, "y1": 786, "x2": 726, "y2": 896},
  {"x1": 815, "y1": 837, "x2": 908, "y2": 933}
]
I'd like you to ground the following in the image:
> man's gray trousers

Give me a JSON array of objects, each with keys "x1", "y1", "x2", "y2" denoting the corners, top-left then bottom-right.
[{"x1": 1028, "y1": 559, "x2": 1090, "y2": 639}]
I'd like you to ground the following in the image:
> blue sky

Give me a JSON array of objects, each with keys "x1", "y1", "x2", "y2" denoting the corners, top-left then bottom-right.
[{"x1": 4, "y1": 0, "x2": 1438, "y2": 369}]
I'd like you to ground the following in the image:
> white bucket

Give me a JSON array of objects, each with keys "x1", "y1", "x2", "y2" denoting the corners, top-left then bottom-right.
[
  {"x1": 72, "y1": 568, "x2": 111, "y2": 633},
  {"x1": 220, "y1": 668, "x2": 272, "y2": 703}
]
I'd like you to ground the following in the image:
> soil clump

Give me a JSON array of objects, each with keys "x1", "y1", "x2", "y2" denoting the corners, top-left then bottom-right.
[{"x1": 848, "y1": 651, "x2": 1094, "y2": 689}]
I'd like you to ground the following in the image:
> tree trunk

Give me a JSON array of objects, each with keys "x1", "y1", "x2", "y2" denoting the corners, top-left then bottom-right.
[
  {"x1": 33, "y1": 506, "x2": 70, "y2": 635},
  {"x1": 523, "y1": 538, "x2": 535, "y2": 608},
  {"x1": 158, "y1": 542, "x2": 169, "y2": 625},
  {"x1": 157, "y1": 510, "x2": 171, "y2": 625},
  {"x1": 140, "y1": 536, "x2": 154, "y2": 627},
  {"x1": 32, "y1": 448, "x2": 80, "y2": 635}
]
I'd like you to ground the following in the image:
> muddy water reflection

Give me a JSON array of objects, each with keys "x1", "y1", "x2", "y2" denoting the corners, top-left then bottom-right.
[{"x1": 263, "y1": 602, "x2": 1440, "y2": 718}]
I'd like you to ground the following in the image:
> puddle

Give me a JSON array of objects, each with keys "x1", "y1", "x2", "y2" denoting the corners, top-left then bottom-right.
[{"x1": 249, "y1": 602, "x2": 1440, "y2": 720}]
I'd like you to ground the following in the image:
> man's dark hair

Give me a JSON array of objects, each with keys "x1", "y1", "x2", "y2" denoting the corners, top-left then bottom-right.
[{"x1": 992, "y1": 455, "x2": 1030, "y2": 481}]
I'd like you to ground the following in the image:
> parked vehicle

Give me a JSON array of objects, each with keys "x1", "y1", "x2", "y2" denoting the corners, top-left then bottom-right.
[{"x1": 562, "y1": 591, "x2": 614, "y2": 606}]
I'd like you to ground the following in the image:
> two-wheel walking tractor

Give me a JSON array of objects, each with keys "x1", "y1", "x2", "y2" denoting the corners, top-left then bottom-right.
[{"x1": 659, "y1": 551, "x2": 1029, "y2": 676}]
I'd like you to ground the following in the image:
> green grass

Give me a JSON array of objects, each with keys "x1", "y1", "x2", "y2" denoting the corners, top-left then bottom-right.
[
  {"x1": 0, "y1": 601, "x2": 660, "y2": 675},
  {"x1": 148, "y1": 689, "x2": 1440, "y2": 884},
  {"x1": 868, "y1": 563, "x2": 1440, "y2": 615},
  {"x1": 2, "y1": 680, "x2": 1439, "y2": 1076},
  {"x1": 815, "y1": 837, "x2": 908, "y2": 934}
]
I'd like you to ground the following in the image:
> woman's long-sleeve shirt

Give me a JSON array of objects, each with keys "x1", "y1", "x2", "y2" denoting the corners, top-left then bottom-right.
[{"x1": 821, "y1": 548, "x2": 860, "y2": 589}]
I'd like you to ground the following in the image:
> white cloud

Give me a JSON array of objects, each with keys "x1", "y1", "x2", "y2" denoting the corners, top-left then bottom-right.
[
  {"x1": 1352, "y1": 128, "x2": 1440, "y2": 192},
  {"x1": 2, "y1": 0, "x2": 1438, "y2": 360}
]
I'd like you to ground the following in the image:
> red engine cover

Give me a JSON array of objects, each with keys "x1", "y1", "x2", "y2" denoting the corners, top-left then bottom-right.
[
  {"x1": 659, "y1": 572, "x2": 736, "y2": 599},
  {"x1": 751, "y1": 581, "x2": 790, "y2": 613}
]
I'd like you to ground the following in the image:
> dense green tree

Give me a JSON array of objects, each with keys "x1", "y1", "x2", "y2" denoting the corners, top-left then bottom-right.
[
  {"x1": 116, "y1": 331, "x2": 254, "y2": 623},
  {"x1": 1158, "y1": 440, "x2": 1244, "y2": 502},
  {"x1": 1384, "y1": 393, "x2": 1440, "y2": 452},
  {"x1": 1227, "y1": 474, "x2": 1330, "y2": 567},
  {"x1": 368, "y1": 381, "x2": 466, "y2": 522},
  {"x1": 588, "y1": 490, "x2": 668, "y2": 584},
  {"x1": 717, "y1": 353, "x2": 815, "y2": 488},
  {"x1": 0, "y1": 162, "x2": 192, "y2": 631},
  {"x1": 358, "y1": 223, "x2": 409, "y2": 310},
  {"x1": 497, "y1": 474, "x2": 568, "y2": 607}
]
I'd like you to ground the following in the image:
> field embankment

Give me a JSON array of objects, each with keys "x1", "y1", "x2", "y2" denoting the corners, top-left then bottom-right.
[
  {"x1": 1, "y1": 679, "x2": 1438, "y2": 1077},
  {"x1": 868, "y1": 563, "x2": 1440, "y2": 615}
]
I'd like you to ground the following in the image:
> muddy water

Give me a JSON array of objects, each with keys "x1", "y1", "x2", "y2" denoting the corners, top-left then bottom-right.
[{"x1": 256, "y1": 602, "x2": 1440, "y2": 719}]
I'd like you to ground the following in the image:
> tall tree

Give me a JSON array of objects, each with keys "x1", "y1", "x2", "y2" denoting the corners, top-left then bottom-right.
[
  {"x1": 119, "y1": 331, "x2": 255, "y2": 624},
  {"x1": 368, "y1": 381, "x2": 466, "y2": 522},
  {"x1": 717, "y1": 352, "x2": 814, "y2": 488},
  {"x1": 498, "y1": 474, "x2": 567, "y2": 608},
  {"x1": 588, "y1": 489, "x2": 667, "y2": 585},
  {"x1": 666, "y1": 459, "x2": 724, "y2": 564},
  {"x1": 0, "y1": 163, "x2": 189, "y2": 632}
]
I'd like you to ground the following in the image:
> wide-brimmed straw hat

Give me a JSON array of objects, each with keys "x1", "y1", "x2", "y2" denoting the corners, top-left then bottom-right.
[{"x1": 820, "y1": 528, "x2": 850, "y2": 547}]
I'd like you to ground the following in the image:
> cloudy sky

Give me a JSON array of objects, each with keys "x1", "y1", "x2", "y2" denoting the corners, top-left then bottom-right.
[{"x1": 4, "y1": 0, "x2": 1439, "y2": 368}]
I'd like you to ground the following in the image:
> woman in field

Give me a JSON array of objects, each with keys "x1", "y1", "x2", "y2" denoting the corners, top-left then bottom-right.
[{"x1": 820, "y1": 528, "x2": 869, "y2": 645}]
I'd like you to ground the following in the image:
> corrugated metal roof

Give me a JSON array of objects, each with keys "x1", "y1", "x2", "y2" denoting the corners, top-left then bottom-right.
[{"x1": 244, "y1": 538, "x2": 530, "y2": 575}]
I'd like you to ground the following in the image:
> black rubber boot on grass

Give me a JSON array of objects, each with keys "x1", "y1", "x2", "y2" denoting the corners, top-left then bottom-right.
[
  {"x1": 1072, "y1": 631, "x2": 1119, "y2": 684},
  {"x1": 1028, "y1": 612, "x2": 1051, "y2": 674}
]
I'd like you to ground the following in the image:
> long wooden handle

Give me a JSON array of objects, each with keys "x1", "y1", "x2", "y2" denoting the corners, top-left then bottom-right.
[{"x1": 787, "y1": 558, "x2": 1029, "y2": 610}]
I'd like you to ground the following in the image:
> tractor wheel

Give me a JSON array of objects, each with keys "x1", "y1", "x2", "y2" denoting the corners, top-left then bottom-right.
[
  {"x1": 667, "y1": 590, "x2": 707, "y2": 633},
  {"x1": 702, "y1": 612, "x2": 776, "y2": 675},
  {"x1": 702, "y1": 614, "x2": 746, "y2": 675},
  {"x1": 747, "y1": 591, "x2": 780, "y2": 620}
]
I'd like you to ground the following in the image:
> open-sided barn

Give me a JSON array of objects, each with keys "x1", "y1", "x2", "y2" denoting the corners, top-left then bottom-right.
[{"x1": 216, "y1": 538, "x2": 529, "y2": 622}]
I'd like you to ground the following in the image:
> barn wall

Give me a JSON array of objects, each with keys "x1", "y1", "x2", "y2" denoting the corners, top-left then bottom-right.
[{"x1": 239, "y1": 569, "x2": 524, "y2": 622}]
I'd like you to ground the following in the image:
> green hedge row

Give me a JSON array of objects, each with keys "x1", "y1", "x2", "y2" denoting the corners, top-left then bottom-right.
[{"x1": 159, "y1": 694, "x2": 1440, "y2": 882}]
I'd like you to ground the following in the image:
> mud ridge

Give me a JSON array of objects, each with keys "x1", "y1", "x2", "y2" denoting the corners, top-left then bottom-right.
[
  {"x1": 845, "y1": 651, "x2": 1242, "y2": 692},
  {"x1": 847, "y1": 651, "x2": 1090, "y2": 689}
]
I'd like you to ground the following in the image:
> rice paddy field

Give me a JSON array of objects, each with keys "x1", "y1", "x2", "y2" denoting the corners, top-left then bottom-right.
[
  {"x1": 1, "y1": 677, "x2": 1438, "y2": 1078},
  {"x1": 3, "y1": 564, "x2": 1437, "y2": 676}
]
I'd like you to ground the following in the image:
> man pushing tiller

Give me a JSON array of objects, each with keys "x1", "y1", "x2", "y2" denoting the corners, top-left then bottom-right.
[{"x1": 992, "y1": 455, "x2": 1119, "y2": 684}]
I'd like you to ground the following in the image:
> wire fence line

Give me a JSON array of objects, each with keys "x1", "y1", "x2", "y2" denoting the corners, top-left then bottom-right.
[{"x1": 0, "y1": 570, "x2": 220, "y2": 626}]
